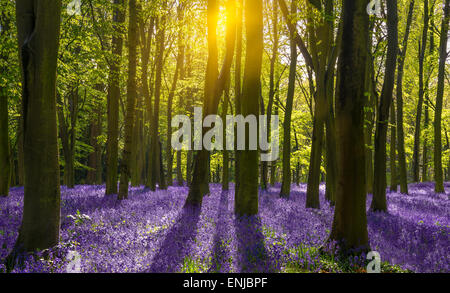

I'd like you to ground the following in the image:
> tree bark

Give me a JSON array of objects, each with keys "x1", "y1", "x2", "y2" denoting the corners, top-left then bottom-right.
[
  {"x1": 149, "y1": 3, "x2": 167, "y2": 191},
  {"x1": 262, "y1": 0, "x2": 279, "y2": 191},
  {"x1": 0, "y1": 86, "x2": 10, "y2": 197},
  {"x1": 389, "y1": 100, "x2": 397, "y2": 191},
  {"x1": 371, "y1": 0, "x2": 398, "y2": 212},
  {"x1": 0, "y1": 11, "x2": 10, "y2": 196},
  {"x1": 235, "y1": 0, "x2": 262, "y2": 216},
  {"x1": 118, "y1": 0, "x2": 138, "y2": 200},
  {"x1": 106, "y1": 0, "x2": 126, "y2": 195},
  {"x1": 280, "y1": 0, "x2": 297, "y2": 199},
  {"x1": 329, "y1": 0, "x2": 369, "y2": 253},
  {"x1": 9, "y1": 0, "x2": 62, "y2": 258},
  {"x1": 87, "y1": 92, "x2": 103, "y2": 185},
  {"x1": 434, "y1": 0, "x2": 449, "y2": 193},
  {"x1": 396, "y1": 0, "x2": 415, "y2": 194},
  {"x1": 412, "y1": 0, "x2": 429, "y2": 182},
  {"x1": 166, "y1": 3, "x2": 185, "y2": 186},
  {"x1": 186, "y1": 0, "x2": 236, "y2": 206}
]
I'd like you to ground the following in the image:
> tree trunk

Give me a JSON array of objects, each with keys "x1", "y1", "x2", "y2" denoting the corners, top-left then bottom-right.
[
  {"x1": 57, "y1": 88, "x2": 79, "y2": 189},
  {"x1": 329, "y1": 0, "x2": 369, "y2": 253},
  {"x1": 262, "y1": 0, "x2": 279, "y2": 191},
  {"x1": 389, "y1": 100, "x2": 397, "y2": 191},
  {"x1": 166, "y1": 4, "x2": 185, "y2": 186},
  {"x1": 234, "y1": 0, "x2": 243, "y2": 195},
  {"x1": 371, "y1": 0, "x2": 398, "y2": 212},
  {"x1": 149, "y1": 4, "x2": 167, "y2": 191},
  {"x1": 434, "y1": 0, "x2": 449, "y2": 193},
  {"x1": 412, "y1": 0, "x2": 429, "y2": 182},
  {"x1": 235, "y1": 0, "x2": 262, "y2": 216},
  {"x1": 118, "y1": 0, "x2": 138, "y2": 200},
  {"x1": 186, "y1": 0, "x2": 236, "y2": 206},
  {"x1": 280, "y1": 0, "x2": 297, "y2": 199},
  {"x1": 396, "y1": 0, "x2": 415, "y2": 194},
  {"x1": 87, "y1": 97, "x2": 103, "y2": 185},
  {"x1": 9, "y1": 0, "x2": 62, "y2": 259},
  {"x1": 222, "y1": 82, "x2": 230, "y2": 191},
  {"x1": 106, "y1": 0, "x2": 126, "y2": 195},
  {"x1": 0, "y1": 86, "x2": 10, "y2": 197},
  {"x1": 363, "y1": 25, "x2": 375, "y2": 195}
]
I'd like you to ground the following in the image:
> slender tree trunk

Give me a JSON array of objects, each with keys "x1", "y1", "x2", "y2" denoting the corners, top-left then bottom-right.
[
  {"x1": 186, "y1": 0, "x2": 236, "y2": 206},
  {"x1": 87, "y1": 96, "x2": 103, "y2": 185},
  {"x1": 262, "y1": 0, "x2": 279, "y2": 191},
  {"x1": 0, "y1": 11, "x2": 10, "y2": 196},
  {"x1": 166, "y1": 4, "x2": 185, "y2": 186},
  {"x1": 222, "y1": 82, "x2": 230, "y2": 191},
  {"x1": 106, "y1": 0, "x2": 126, "y2": 195},
  {"x1": 0, "y1": 86, "x2": 10, "y2": 197},
  {"x1": 234, "y1": 0, "x2": 243, "y2": 195},
  {"x1": 149, "y1": 4, "x2": 167, "y2": 191},
  {"x1": 235, "y1": 0, "x2": 262, "y2": 216},
  {"x1": 118, "y1": 0, "x2": 138, "y2": 200},
  {"x1": 130, "y1": 95, "x2": 144, "y2": 186},
  {"x1": 389, "y1": 100, "x2": 397, "y2": 191},
  {"x1": 139, "y1": 16, "x2": 154, "y2": 188},
  {"x1": 280, "y1": 0, "x2": 297, "y2": 199},
  {"x1": 17, "y1": 115, "x2": 24, "y2": 186},
  {"x1": 57, "y1": 89, "x2": 79, "y2": 189},
  {"x1": 412, "y1": 0, "x2": 429, "y2": 182},
  {"x1": 396, "y1": 0, "x2": 414, "y2": 194},
  {"x1": 434, "y1": 0, "x2": 449, "y2": 193},
  {"x1": 8, "y1": 0, "x2": 62, "y2": 260},
  {"x1": 371, "y1": 0, "x2": 398, "y2": 212},
  {"x1": 329, "y1": 0, "x2": 369, "y2": 253},
  {"x1": 363, "y1": 26, "x2": 375, "y2": 195}
]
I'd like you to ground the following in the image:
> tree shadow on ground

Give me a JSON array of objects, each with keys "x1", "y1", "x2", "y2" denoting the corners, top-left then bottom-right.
[
  {"x1": 208, "y1": 191, "x2": 232, "y2": 272},
  {"x1": 234, "y1": 215, "x2": 279, "y2": 273},
  {"x1": 142, "y1": 204, "x2": 201, "y2": 272}
]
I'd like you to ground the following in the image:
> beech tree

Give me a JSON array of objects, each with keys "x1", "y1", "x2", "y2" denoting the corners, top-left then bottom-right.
[
  {"x1": 372, "y1": 0, "x2": 399, "y2": 212},
  {"x1": 235, "y1": 0, "x2": 263, "y2": 216},
  {"x1": 8, "y1": 0, "x2": 62, "y2": 260},
  {"x1": 329, "y1": 0, "x2": 369, "y2": 252},
  {"x1": 434, "y1": 0, "x2": 449, "y2": 193}
]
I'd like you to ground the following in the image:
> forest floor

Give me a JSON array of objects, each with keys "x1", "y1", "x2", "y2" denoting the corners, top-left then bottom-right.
[{"x1": 0, "y1": 182, "x2": 449, "y2": 273}]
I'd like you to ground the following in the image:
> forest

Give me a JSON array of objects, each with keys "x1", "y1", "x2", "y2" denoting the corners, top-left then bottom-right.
[{"x1": 0, "y1": 0, "x2": 449, "y2": 274}]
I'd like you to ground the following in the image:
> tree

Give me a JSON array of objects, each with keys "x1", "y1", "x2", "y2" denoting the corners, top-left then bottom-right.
[
  {"x1": 57, "y1": 87, "x2": 80, "y2": 188},
  {"x1": 118, "y1": 0, "x2": 138, "y2": 200},
  {"x1": 389, "y1": 100, "x2": 397, "y2": 191},
  {"x1": 234, "y1": 0, "x2": 243, "y2": 195},
  {"x1": 166, "y1": 2, "x2": 185, "y2": 186},
  {"x1": 329, "y1": 0, "x2": 369, "y2": 253},
  {"x1": 412, "y1": 0, "x2": 429, "y2": 182},
  {"x1": 280, "y1": 0, "x2": 297, "y2": 199},
  {"x1": 303, "y1": 0, "x2": 339, "y2": 208},
  {"x1": 0, "y1": 82, "x2": 9, "y2": 197},
  {"x1": 185, "y1": 0, "x2": 236, "y2": 206},
  {"x1": 372, "y1": 0, "x2": 398, "y2": 212},
  {"x1": 8, "y1": 0, "x2": 62, "y2": 262},
  {"x1": 148, "y1": 2, "x2": 168, "y2": 191},
  {"x1": 0, "y1": 8, "x2": 10, "y2": 197},
  {"x1": 106, "y1": 0, "x2": 126, "y2": 195},
  {"x1": 87, "y1": 90, "x2": 103, "y2": 185},
  {"x1": 235, "y1": 0, "x2": 262, "y2": 216},
  {"x1": 434, "y1": 0, "x2": 449, "y2": 193},
  {"x1": 396, "y1": 0, "x2": 415, "y2": 194}
]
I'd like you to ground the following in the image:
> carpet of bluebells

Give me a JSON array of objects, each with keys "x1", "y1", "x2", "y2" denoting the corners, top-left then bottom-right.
[{"x1": 0, "y1": 182, "x2": 448, "y2": 273}]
